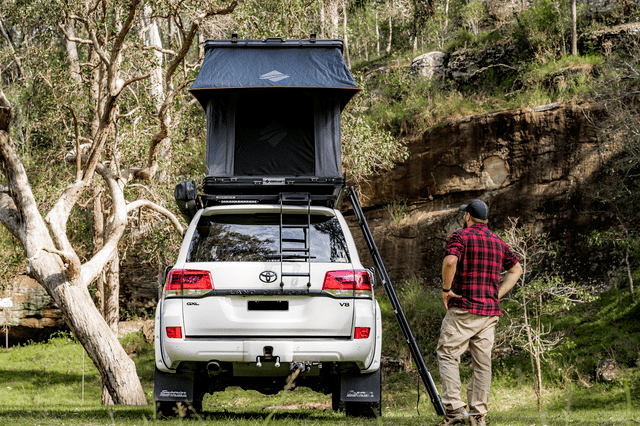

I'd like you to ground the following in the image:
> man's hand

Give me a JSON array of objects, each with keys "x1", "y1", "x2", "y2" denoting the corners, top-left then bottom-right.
[{"x1": 442, "y1": 289, "x2": 462, "y2": 309}]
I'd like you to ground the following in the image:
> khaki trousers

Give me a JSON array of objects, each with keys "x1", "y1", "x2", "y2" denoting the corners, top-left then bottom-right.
[{"x1": 436, "y1": 308, "x2": 499, "y2": 415}]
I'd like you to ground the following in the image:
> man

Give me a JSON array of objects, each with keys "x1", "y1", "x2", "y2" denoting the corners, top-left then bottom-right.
[{"x1": 436, "y1": 199, "x2": 523, "y2": 426}]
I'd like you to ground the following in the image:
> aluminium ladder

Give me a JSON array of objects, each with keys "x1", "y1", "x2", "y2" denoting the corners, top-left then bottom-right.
[
  {"x1": 346, "y1": 187, "x2": 447, "y2": 416},
  {"x1": 278, "y1": 192, "x2": 312, "y2": 289}
]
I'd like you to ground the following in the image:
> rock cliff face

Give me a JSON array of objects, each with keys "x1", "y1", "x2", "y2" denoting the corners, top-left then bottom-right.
[
  {"x1": 0, "y1": 275, "x2": 65, "y2": 343},
  {"x1": 344, "y1": 100, "x2": 613, "y2": 284}
]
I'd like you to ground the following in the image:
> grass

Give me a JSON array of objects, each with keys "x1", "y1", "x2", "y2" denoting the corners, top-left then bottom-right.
[
  {"x1": 1, "y1": 285, "x2": 638, "y2": 425},
  {"x1": 1, "y1": 318, "x2": 639, "y2": 425},
  {"x1": 0, "y1": 337, "x2": 637, "y2": 426}
]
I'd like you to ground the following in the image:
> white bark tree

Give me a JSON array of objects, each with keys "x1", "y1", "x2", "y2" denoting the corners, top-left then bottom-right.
[{"x1": 0, "y1": 0, "x2": 237, "y2": 405}]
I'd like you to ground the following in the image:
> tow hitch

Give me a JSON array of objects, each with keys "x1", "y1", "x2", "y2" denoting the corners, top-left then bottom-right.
[{"x1": 255, "y1": 346, "x2": 280, "y2": 368}]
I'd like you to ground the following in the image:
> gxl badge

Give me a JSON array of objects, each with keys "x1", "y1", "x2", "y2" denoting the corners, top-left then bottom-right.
[{"x1": 259, "y1": 271, "x2": 277, "y2": 283}]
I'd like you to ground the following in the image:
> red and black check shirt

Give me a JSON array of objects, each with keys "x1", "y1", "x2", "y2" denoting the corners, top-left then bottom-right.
[{"x1": 444, "y1": 223, "x2": 519, "y2": 316}]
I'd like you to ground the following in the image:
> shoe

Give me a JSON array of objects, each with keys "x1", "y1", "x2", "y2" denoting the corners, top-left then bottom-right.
[
  {"x1": 469, "y1": 413, "x2": 486, "y2": 426},
  {"x1": 436, "y1": 406, "x2": 468, "y2": 426}
]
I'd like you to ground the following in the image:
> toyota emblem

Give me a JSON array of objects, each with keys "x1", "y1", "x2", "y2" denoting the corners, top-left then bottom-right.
[{"x1": 259, "y1": 271, "x2": 277, "y2": 283}]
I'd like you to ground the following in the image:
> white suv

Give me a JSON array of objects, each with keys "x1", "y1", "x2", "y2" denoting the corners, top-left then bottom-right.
[{"x1": 154, "y1": 201, "x2": 382, "y2": 418}]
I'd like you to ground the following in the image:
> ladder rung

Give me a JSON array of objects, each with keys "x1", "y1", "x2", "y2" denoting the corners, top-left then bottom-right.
[
  {"x1": 282, "y1": 248, "x2": 309, "y2": 252},
  {"x1": 277, "y1": 254, "x2": 311, "y2": 259},
  {"x1": 282, "y1": 238, "x2": 306, "y2": 243},
  {"x1": 283, "y1": 224, "x2": 309, "y2": 229}
]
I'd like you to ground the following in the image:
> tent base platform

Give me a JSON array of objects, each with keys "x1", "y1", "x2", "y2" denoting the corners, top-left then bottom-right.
[{"x1": 201, "y1": 176, "x2": 344, "y2": 207}]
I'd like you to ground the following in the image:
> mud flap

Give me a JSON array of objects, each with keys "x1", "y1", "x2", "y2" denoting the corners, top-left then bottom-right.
[
  {"x1": 340, "y1": 368, "x2": 381, "y2": 402},
  {"x1": 154, "y1": 367, "x2": 195, "y2": 403}
]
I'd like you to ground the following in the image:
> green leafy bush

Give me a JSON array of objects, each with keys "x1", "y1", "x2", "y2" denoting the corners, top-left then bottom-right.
[{"x1": 379, "y1": 277, "x2": 446, "y2": 367}]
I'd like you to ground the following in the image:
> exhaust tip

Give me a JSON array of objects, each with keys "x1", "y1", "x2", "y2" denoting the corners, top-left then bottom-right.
[{"x1": 206, "y1": 361, "x2": 222, "y2": 375}]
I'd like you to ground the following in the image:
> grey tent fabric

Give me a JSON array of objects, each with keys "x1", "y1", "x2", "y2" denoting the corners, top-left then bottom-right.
[{"x1": 190, "y1": 38, "x2": 358, "y2": 179}]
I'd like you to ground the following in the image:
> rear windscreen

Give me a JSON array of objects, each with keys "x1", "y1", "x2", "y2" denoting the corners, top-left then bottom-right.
[{"x1": 187, "y1": 213, "x2": 350, "y2": 263}]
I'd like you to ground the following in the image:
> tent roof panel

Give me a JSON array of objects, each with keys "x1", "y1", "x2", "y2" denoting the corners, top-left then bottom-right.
[{"x1": 189, "y1": 38, "x2": 360, "y2": 108}]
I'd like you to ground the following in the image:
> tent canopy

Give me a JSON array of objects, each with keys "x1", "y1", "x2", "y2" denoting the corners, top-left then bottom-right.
[
  {"x1": 189, "y1": 38, "x2": 360, "y2": 180},
  {"x1": 189, "y1": 38, "x2": 360, "y2": 109}
]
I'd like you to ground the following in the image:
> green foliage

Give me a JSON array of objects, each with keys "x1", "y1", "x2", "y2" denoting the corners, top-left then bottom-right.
[
  {"x1": 0, "y1": 227, "x2": 25, "y2": 288},
  {"x1": 460, "y1": 0, "x2": 486, "y2": 36},
  {"x1": 341, "y1": 82, "x2": 409, "y2": 182},
  {"x1": 511, "y1": 0, "x2": 573, "y2": 58},
  {"x1": 385, "y1": 199, "x2": 410, "y2": 224},
  {"x1": 119, "y1": 331, "x2": 153, "y2": 359},
  {"x1": 234, "y1": 0, "x2": 322, "y2": 39},
  {"x1": 379, "y1": 277, "x2": 446, "y2": 367}
]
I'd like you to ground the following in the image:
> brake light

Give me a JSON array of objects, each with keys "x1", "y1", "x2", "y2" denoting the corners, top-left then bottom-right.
[
  {"x1": 354, "y1": 327, "x2": 370, "y2": 339},
  {"x1": 165, "y1": 269, "x2": 214, "y2": 297},
  {"x1": 166, "y1": 327, "x2": 182, "y2": 339},
  {"x1": 322, "y1": 270, "x2": 372, "y2": 297}
]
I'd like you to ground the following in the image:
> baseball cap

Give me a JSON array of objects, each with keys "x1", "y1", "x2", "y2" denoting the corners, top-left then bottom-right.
[{"x1": 459, "y1": 199, "x2": 489, "y2": 220}]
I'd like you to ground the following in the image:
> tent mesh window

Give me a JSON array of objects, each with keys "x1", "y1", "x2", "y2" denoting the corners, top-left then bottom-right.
[{"x1": 234, "y1": 90, "x2": 315, "y2": 177}]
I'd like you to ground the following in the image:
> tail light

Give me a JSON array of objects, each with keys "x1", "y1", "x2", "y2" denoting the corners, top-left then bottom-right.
[
  {"x1": 165, "y1": 269, "x2": 214, "y2": 297},
  {"x1": 354, "y1": 327, "x2": 370, "y2": 339},
  {"x1": 322, "y1": 270, "x2": 372, "y2": 298},
  {"x1": 166, "y1": 327, "x2": 182, "y2": 339}
]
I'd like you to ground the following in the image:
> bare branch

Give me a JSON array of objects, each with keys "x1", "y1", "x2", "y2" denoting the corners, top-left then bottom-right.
[
  {"x1": 57, "y1": 22, "x2": 93, "y2": 45},
  {"x1": 109, "y1": 0, "x2": 142, "y2": 68},
  {"x1": 89, "y1": 29, "x2": 111, "y2": 67},
  {"x1": 64, "y1": 106, "x2": 82, "y2": 179},
  {"x1": 116, "y1": 72, "x2": 153, "y2": 97},
  {"x1": 143, "y1": 45, "x2": 178, "y2": 56},
  {"x1": 127, "y1": 199, "x2": 184, "y2": 235},
  {"x1": 0, "y1": 19, "x2": 26, "y2": 80},
  {"x1": 80, "y1": 162, "x2": 127, "y2": 286}
]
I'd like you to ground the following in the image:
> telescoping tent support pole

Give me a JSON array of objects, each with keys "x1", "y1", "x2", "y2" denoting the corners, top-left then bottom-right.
[{"x1": 346, "y1": 187, "x2": 447, "y2": 416}]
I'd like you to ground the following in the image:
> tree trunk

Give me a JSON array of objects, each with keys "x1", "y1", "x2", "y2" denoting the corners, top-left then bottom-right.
[
  {"x1": 342, "y1": 0, "x2": 350, "y2": 68},
  {"x1": 104, "y1": 252, "x2": 120, "y2": 334},
  {"x1": 328, "y1": 0, "x2": 340, "y2": 39},
  {"x1": 571, "y1": 0, "x2": 577, "y2": 56},
  {"x1": 92, "y1": 187, "x2": 105, "y2": 317},
  {"x1": 375, "y1": 11, "x2": 380, "y2": 56},
  {"x1": 63, "y1": 19, "x2": 82, "y2": 84},
  {"x1": 0, "y1": 109, "x2": 147, "y2": 406},
  {"x1": 386, "y1": 14, "x2": 392, "y2": 55},
  {"x1": 364, "y1": 20, "x2": 370, "y2": 61},
  {"x1": 142, "y1": 4, "x2": 165, "y2": 114},
  {"x1": 320, "y1": 3, "x2": 326, "y2": 38},
  {"x1": 0, "y1": 20, "x2": 26, "y2": 81},
  {"x1": 534, "y1": 348, "x2": 543, "y2": 411}
]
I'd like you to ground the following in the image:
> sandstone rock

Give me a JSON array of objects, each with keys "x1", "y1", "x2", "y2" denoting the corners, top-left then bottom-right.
[
  {"x1": 408, "y1": 52, "x2": 448, "y2": 80},
  {"x1": 447, "y1": 42, "x2": 519, "y2": 86},
  {"x1": 586, "y1": 22, "x2": 640, "y2": 56},
  {"x1": 346, "y1": 101, "x2": 612, "y2": 283},
  {"x1": 0, "y1": 275, "x2": 65, "y2": 344},
  {"x1": 582, "y1": 0, "x2": 640, "y2": 21}
]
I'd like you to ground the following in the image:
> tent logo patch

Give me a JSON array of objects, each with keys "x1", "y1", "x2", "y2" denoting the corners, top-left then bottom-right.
[{"x1": 259, "y1": 70, "x2": 290, "y2": 82}]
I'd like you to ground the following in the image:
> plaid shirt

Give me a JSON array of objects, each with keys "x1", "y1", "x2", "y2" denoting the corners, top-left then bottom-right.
[{"x1": 444, "y1": 223, "x2": 519, "y2": 316}]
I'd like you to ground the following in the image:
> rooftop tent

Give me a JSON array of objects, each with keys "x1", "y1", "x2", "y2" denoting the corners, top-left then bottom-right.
[{"x1": 189, "y1": 38, "x2": 360, "y2": 186}]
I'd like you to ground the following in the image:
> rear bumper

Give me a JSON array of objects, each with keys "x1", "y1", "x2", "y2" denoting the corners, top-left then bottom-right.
[
  {"x1": 156, "y1": 336, "x2": 377, "y2": 372},
  {"x1": 155, "y1": 299, "x2": 382, "y2": 375}
]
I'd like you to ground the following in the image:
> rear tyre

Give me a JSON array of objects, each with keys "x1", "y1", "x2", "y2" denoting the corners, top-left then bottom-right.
[{"x1": 345, "y1": 401, "x2": 381, "y2": 418}]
